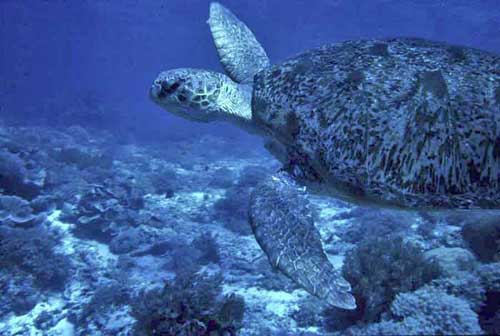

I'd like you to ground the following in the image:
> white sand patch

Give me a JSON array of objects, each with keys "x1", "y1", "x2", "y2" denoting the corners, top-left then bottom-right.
[
  {"x1": 127, "y1": 255, "x2": 175, "y2": 286},
  {"x1": 223, "y1": 285, "x2": 304, "y2": 318},
  {"x1": 173, "y1": 166, "x2": 193, "y2": 177},
  {"x1": 90, "y1": 241, "x2": 117, "y2": 264},
  {"x1": 148, "y1": 189, "x2": 224, "y2": 211},
  {"x1": 327, "y1": 254, "x2": 345, "y2": 270},
  {"x1": 49, "y1": 318, "x2": 74, "y2": 336},
  {"x1": 0, "y1": 295, "x2": 66, "y2": 336},
  {"x1": 318, "y1": 205, "x2": 344, "y2": 220},
  {"x1": 47, "y1": 210, "x2": 117, "y2": 264}
]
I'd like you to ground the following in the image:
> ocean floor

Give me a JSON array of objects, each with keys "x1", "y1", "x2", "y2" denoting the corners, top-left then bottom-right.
[{"x1": 0, "y1": 125, "x2": 498, "y2": 335}]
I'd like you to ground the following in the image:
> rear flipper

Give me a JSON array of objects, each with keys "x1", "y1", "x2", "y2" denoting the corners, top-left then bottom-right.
[{"x1": 249, "y1": 172, "x2": 356, "y2": 310}]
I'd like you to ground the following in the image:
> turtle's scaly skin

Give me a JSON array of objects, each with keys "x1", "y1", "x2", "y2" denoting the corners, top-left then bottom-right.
[
  {"x1": 208, "y1": 2, "x2": 270, "y2": 84},
  {"x1": 249, "y1": 172, "x2": 355, "y2": 309},
  {"x1": 253, "y1": 38, "x2": 500, "y2": 208},
  {"x1": 150, "y1": 68, "x2": 256, "y2": 131}
]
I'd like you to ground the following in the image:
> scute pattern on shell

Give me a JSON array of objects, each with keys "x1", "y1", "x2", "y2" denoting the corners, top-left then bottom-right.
[{"x1": 253, "y1": 38, "x2": 500, "y2": 208}]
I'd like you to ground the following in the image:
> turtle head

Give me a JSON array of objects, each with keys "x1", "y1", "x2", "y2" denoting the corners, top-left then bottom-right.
[
  {"x1": 150, "y1": 68, "x2": 221, "y2": 122},
  {"x1": 150, "y1": 2, "x2": 270, "y2": 132}
]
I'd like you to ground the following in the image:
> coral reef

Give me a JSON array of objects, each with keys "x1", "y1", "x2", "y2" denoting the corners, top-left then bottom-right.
[
  {"x1": 0, "y1": 124, "x2": 494, "y2": 335},
  {"x1": 191, "y1": 232, "x2": 221, "y2": 265},
  {"x1": 131, "y1": 270, "x2": 245, "y2": 335},
  {"x1": 0, "y1": 195, "x2": 46, "y2": 227},
  {"x1": 461, "y1": 216, "x2": 500, "y2": 262},
  {"x1": 209, "y1": 167, "x2": 237, "y2": 188},
  {"x1": 334, "y1": 208, "x2": 414, "y2": 244},
  {"x1": 213, "y1": 166, "x2": 271, "y2": 236},
  {"x1": 478, "y1": 262, "x2": 500, "y2": 292},
  {"x1": 0, "y1": 271, "x2": 40, "y2": 317},
  {"x1": 69, "y1": 280, "x2": 133, "y2": 335},
  {"x1": 429, "y1": 271, "x2": 485, "y2": 311},
  {"x1": 423, "y1": 246, "x2": 477, "y2": 277},
  {"x1": 0, "y1": 149, "x2": 42, "y2": 199},
  {"x1": 344, "y1": 287, "x2": 482, "y2": 336},
  {"x1": 0, "y1": 226, "x2": 70, "y2": 291},
  {"x1": 109, "y1": 227, "x2": 156, "y2": 255},
  {"x1": 50, "y1": 146, "x2": 113, "y2": 170},
  {"x1": 214, "y1": 186, "x2": 253, "y2": 235},
  {"x1": 389, "y1": 287, "x2": 482, "y2": 335},
  {"x1": 477, "y1": 263, "x2": 500, "y2": 335},
  {"x1": 61, "y1": 182, "x2": 148, "y2": 243},
  {"x1": 341, "y1": 236, "x2": 440, "y2": 324}
]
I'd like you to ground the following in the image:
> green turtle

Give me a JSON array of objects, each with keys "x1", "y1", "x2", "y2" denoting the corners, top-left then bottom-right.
[{"x1": 150, "y1": 2, "x2": 500, "y2": 309}]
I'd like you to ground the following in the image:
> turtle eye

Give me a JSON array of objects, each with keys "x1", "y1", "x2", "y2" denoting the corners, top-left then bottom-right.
[
  {"x1": 170, "y1": 82, "x2": 181, "y2": 92},
  {"x1": 161, "y1": 81, "x2": 181, "y2": 94}
]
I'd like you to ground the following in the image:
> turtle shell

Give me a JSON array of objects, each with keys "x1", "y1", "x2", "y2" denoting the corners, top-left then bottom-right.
[{"x1": 252, "y1": 38, "x2": 500, "y2": 208}]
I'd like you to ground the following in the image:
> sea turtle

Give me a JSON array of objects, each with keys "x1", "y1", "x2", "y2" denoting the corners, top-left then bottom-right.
[{"x1": 150, "y1": 2, "x2": 500, "y2": 309}]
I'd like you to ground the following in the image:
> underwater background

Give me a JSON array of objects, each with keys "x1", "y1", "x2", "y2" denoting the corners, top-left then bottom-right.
[{"x1": 0, "y1": 0, "x2": 499, "y2": 335}]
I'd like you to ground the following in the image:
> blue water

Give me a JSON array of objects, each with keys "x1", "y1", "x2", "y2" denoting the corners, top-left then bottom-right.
[
  {"x1": 2, "y1": 1, "x2": 499, "y2": 139},
  {"x1": 0, "y1": 1, "x2": 499, "y2": 335}
]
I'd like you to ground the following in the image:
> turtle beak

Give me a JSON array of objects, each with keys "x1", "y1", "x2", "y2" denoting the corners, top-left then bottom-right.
[{"x1": 149, "y1": 80, "x2": 163, "y2": 100}]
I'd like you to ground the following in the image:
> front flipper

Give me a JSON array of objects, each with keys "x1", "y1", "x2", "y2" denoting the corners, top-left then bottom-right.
[
  {"x1": 208, "y1": 2, "x2": 270, "y2": 84},
  {"x1": 249, "y1": 172, "x2": 356, "y2": 310}
]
